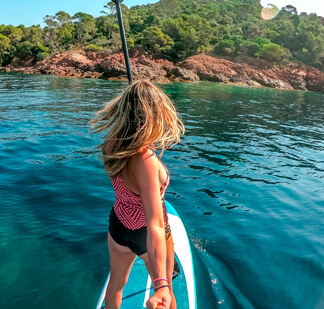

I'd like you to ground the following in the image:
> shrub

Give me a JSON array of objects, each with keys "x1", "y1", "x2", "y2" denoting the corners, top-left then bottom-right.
[
  {"x1": 214, "y1": 39, "x2": 235, "y2": 55},
  {"x1": 86, "y1": 44, "x2": 104, "y2": 51},
  {"x1": 241, "y1": 41, "x2": 261, "y2": 57},
  {"x1": 252, "y1": 37, "x2": 271, "y2": 48},
  {"x1": 255, "y1": 43, "x2": 287, "y2": 63}
]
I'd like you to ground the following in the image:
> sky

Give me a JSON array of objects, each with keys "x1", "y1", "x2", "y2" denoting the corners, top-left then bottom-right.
[
  {"x1": 1, "y1": 0, "x2": 324, "y2": 27},
  {"x1": 0, "y1": 0, "x2": 154, "y2": 27},
  {"x1": 260, "y1": 0, "x2": 324, "y2": 16}
]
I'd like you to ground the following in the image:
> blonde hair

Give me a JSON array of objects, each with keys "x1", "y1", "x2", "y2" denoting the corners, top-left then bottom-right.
[{"x1": 91, "y1": 80, "x2": 185, "y2": 178}]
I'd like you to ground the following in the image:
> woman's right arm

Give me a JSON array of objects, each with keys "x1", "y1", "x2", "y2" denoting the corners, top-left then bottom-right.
[{"x1": 131, "y1": 150, "x2": 171, "y2": 309}]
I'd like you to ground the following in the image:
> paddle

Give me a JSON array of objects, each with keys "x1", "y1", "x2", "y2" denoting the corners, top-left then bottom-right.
[
  {"x1": 112, "y1": 0, "x2": 133, "y2": 84},
  {"x1": 110, "y1": 2, "x2": 180, "y2": 279},
  {"x1": 111, "y1": 3, "x2": 179, "y2": 308}
]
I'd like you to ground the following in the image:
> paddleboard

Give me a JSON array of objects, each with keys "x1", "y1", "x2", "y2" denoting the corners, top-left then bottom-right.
[{"x1": 95, "y1": 200, "x2": 196, "y2": 309}]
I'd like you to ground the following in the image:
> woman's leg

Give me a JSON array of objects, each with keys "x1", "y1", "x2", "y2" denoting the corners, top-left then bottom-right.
[
  {"x1": 105, "y1": 232, "x2": 136, "y2": 309},
  {"x1": 139, "y1": 234, "x2": 177, "y2": 309}
]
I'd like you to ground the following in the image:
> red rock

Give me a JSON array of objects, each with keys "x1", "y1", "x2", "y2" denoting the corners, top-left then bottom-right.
[
  {"x1": 305, "y1": 66, "x2": 324, "y2": 92},
  {"x1": 5, "y1": 50, "x2": 324, "y2": 93},
  {"x1": 165, "y1": 66, "x2": 199, "y2": 82}
]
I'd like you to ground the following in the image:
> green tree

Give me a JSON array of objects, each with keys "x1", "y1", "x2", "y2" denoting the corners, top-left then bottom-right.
[
  {"x1": 271, "y1": 19, "x2": 297, "y2": 51},
  {"x1": 33, "y1": 42, "x2": 50, "y2": 61},
  {"x1": 43, "y1": 15, "x2": 59, "y2": 50},
  {"x1": 101, "y1": 2, "x2": 129, "y2": 35},
  {"x1": 255, "y1": 43, "x2": 287, "y2": 63},
  {"x1": 2, "y1": 0, "x2": 324, "y2": 71},
  {"x1": 101, "y1": 2, "x2": 116, "y2": 17},
  {"x1": 4, "y1": 25, "x2": 23, "y2": 47},
  {"x1": 161, "y1": 18, "x2": 181, "y2": 41},
  {"x1": 55, "y1": 11, "x2": 74, "y2": 45},
  {"x1": 43, "y1": 12, "x2": 73, "y2": 49},
  {"x1": 282, "y1": 5, "x2": 298, "y2": 16},
  {"x1": 252, "y1": 37, "x2": 271, "y2": 48},
  {"x1": 23, "y1": 26, "x2": 42, "y2": 44},
  {"x1": 306, "y1": 34, "x2": 324, "y2": 66},
  {"x1": 234, "y1": 3, "x2": 255, "y2": 23},
  {"x1": 0, "y1": 25, "x2": 5, "y2": 34},
  {"x1": 210, "y1": 24, "x2": 230, "y2": 44},
  {"x1": 14, "y1": 41, "x2": 34, "y2": 59},
  {"x1": 265, "y1": 29, "x2": 280, "y2": 41},
  {"x1": 162, "y1": 14, "x2": 213, "y2": 59},
  {"x1": 96, "y1": 16, "x2": 113, "y2": 38},
  {"x1": 100, "y1": 2, "x2": 117, "y2": 39},
  {"x1": 128, "y1": 12, "x2": 146, "y2": 35},
  {"x1": 296, "y1": 48, "x2": 312, "y2": 65},
  {"x1": 214, "y1": 39, "x2": 236, "y2": 55},
  {"x1": 73, "y1": 12, "x2": 97, "y2": 44},
  {"x1": 0, "y1": 34, "x2": 11, "y2": 64},
  {"x1": 88, "y1": 33, "x2": 109, "y2": 49},
  {"x1": 14, "y1": 41, "x2": 49, "y2": 62},
  {"x1": 140, "y1": 26, "x2": 174, "y2": 56},
  {"x1": 55, "y1": 11, "x2": 72, "y2": 27},
  {"x1": 154, "y1": 0, "x2": 181, "y2": 18},
  {"x1": 58, "y1": 26, "x2": 73, "y2": 45},
  {"x1": 241, "y1": 40, "x2": 261, "y2": 57},
  {"x1": 127, "y1": 37, "x2": 135, "y2": 48}
]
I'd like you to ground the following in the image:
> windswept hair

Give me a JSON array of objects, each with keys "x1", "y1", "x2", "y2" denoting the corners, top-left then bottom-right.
[{"x1": 90, "y1": 80, "x2": 185, "y2": 178}]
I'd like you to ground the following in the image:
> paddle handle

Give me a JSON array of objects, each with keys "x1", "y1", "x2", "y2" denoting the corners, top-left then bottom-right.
[{"x1": 112, "y1": 0, "x2": 133, "y2": 84}]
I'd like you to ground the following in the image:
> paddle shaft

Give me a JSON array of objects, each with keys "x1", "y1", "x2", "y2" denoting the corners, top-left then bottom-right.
[{"x1": 112, "y1": 0, "x2": 133, "y2": 84}]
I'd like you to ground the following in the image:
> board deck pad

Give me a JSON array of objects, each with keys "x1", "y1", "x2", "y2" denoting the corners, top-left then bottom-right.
[
  {"x1": 96, "y1": 201, "x2": 196, "y2": 309},
  {"x1": 98, "y1": 254, "x2": 189, "y2": 309}
]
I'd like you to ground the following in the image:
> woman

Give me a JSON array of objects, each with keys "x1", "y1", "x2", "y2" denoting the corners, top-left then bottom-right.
[{"x1": 91, "y1": 80, "x2": 185, "y2": 309}]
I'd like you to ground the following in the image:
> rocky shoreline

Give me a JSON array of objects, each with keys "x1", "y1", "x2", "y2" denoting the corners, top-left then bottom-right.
[{"x1": 1, "y1": 51, "x2": 324, "y2": 93}]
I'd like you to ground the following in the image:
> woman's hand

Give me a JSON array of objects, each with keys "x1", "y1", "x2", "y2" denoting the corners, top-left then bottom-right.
[{"x1": 146, "y1": 288, "x2": 171, "y2": 309}]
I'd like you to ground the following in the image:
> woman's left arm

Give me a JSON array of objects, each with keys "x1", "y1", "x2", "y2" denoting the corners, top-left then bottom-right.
[{"x1": 131, "y1": 150, "x2": 171, "y2": 309}]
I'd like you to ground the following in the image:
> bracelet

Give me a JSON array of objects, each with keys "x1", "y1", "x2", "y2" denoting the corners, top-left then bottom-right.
[
  {"x1": 153, "y1": 278, "x2": 169, "y2": 284},
  {"x1": 154, "y1": 284, "x2": 170, "y2": 292},
  {"x1": 155, "y1": 302, "x2": 165, "y2": 309}
]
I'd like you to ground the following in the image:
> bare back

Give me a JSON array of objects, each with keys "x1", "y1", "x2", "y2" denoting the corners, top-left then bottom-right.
[{"x1": 104, "y1": 142, "x2": 168, "y2": 195}]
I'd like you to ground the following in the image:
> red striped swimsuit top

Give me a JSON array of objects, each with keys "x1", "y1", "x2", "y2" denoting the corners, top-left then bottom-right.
[{"x1": 111, "y1": 155, "x2": 170, "y2": 230}]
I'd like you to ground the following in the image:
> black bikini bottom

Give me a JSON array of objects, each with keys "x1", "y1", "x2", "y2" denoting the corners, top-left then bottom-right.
[{"x1": 109, "y1": 208, "x2": 171, "y2": 256}]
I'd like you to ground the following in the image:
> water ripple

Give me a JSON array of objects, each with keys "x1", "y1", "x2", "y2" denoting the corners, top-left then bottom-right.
[{"x1": 1, "y1": 75, "x2": 324, "y2": 309}]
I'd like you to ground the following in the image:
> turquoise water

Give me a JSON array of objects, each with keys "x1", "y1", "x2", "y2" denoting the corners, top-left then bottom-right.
[{"x1": 0, "y1": 73, "x2": 323, "y2": 309}]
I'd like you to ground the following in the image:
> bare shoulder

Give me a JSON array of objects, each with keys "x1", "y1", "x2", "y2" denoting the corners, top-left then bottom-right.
[
  {"x1": 129, "y1": 147, "x2": 161, "y2": 198},
  {"x1": 128, "y1": 147, "x2": 159, "y2": 178}
]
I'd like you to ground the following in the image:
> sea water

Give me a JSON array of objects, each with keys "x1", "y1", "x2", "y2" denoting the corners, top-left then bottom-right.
[{"x1": 0, "y1": 73, "x2": 323, "y2": 309}]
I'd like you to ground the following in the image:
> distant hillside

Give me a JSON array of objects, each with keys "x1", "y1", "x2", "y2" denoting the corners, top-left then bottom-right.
[{"x1": 0, "y1": 0, "x2": 323, "y2": 71}]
